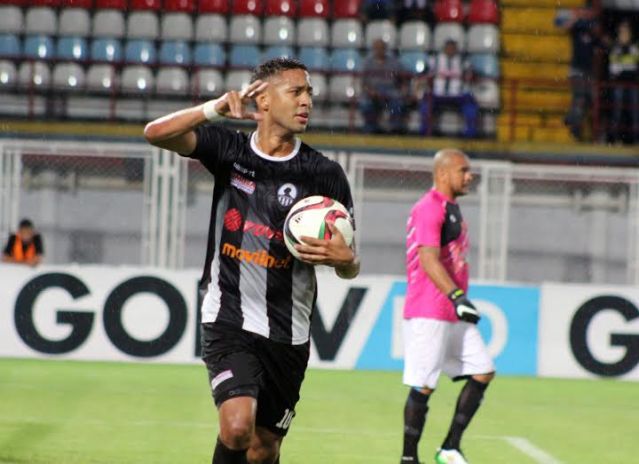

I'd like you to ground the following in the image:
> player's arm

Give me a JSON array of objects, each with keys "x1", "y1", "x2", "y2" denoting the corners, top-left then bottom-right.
[{"x1": 143, "y1": 80, "x2": 268, "y2": 155}]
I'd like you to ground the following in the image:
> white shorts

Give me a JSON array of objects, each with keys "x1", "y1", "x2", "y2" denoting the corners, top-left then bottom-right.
[{"x1": 402, "y1": 318, "x2": 495, "y2": 389}]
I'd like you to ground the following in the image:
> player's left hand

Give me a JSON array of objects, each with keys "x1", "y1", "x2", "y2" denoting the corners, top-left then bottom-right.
[{"x1": 295, "y1": 223, "x2": 355, "y2": 267}]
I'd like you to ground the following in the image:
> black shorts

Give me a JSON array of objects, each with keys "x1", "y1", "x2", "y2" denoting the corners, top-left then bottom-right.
[{"x1": 201, "y1": 322, "x2": 310, "y2": 437}]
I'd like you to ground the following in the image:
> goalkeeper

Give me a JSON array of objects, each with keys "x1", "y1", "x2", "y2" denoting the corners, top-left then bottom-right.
[{"x1": 400, "y1": 149, "x2": 495, "y2": 464}]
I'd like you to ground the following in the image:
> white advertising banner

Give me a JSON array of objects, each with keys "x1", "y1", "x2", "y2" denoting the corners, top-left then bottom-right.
[{"x1": 539, "y1": 284, "x2": 639, "y2": 380}]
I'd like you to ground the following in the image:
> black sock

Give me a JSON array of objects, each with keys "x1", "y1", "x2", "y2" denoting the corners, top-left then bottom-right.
[
  {"x1": 212, "y1": 437, "x2": 248, "y2": 464},
  {"x1": 402, "y1": 388, "x2": 430, "y2": 461},
  {"x1": 442, "y1": 378, "x2": 489, "y2": 450}
]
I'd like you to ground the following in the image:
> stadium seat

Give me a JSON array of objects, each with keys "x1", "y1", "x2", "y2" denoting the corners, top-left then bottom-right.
[
  {"x1": 86, "y1": 63, "x2": 117, "y2": 92},
  {"x1": 308, "y1": 72, "x2": 327, "y2": 101},
  {"x1": 298, "y1": 47, "x2": 329, "y2": 71},
  {"x1": 58, "y1": 9, "x2": 91, "y2": 37},
  {"x1": 224, "y1": 70, "x2": 252, "y2": 92},
  {"x1": 92, "y1": 10, "x2": 126, "y2": 38},
  {"x1": 126, "y1": 12, "x2": 159, "y2": 40},
  {"x1": 399, "y1": 21, "x2": 430, "y2": 51},
  {"x1": 95, "y1": 0, "x2": 127, "y2": 8},
  {"x1": 469, "y1": 53, "x2": 500, "y2": 78},
  {"x1": 120, "y1": 65, "x2": 154, "y2": 93},
  {"x1": 52, "y1": 62, "x2": 86, "y2": 91},
  {"x1": 263, "y1": 45, "x2": 294, "y2": 61},
  {"x1": 0, "y1": 34, "x2": 21, "y2": 58},
  {"x1": 130, "y1": 0, "x2": 162, "y2": 10},
  {"x1": 0, "y1": 60, "x2": 17, "y2": 88},
  {"x1": 56, "y1": 36, "x2": 89, "y2": 61},
  {"x1": 330, "y1": 48, "x2": 362, "y2": 72},
  {"x1": 400, "y1": 51, "x2": 429, "y2": 74},
  {"x1": 467, "y1": 25, "x2": 500, "y2": 54},
  {"x1": 434, "y1": 0, "x2": 464, "y2": 23},
  {"x1": 331, "y1": 19, "x2": 363, "y2": 48},
  {"x1": 193, "y1": 43, "x2": 226, "y2": 67},
  {"x1": 195, "y1": 14, "x2": 227, "y2": 43},
  {"x1": 164, "y1": 0, "x2": 196, "y2": 12},
  {"x1": 192, "y1": 69, "x2": 224, "y2": 96},
  {"x1": 25, "y1": 7, "x2": 57, "y2": 35},
  {"x1": 233, "y1": 0, "x2": 263, "y2": 15},
  {"x1": 91, "y1": 38, "x2": 123, "y2": 62},
  {"x1": 265, "y1": 0, "x2": 296, "y2": 17},
  {"x1": 468, "y1": 0, "x2": 500, "y2": 24},
  {"x1": 229, "y1": 44, "x2": 261, "y2": 68},
  {"x1": 159, "y1": 40, "x2": 192, "y2": 65},
  {"x1": 297, "y1": 18, "x2": 329, "y2": 47},
  {"x1": 18, "y1": 61, "x2": 51, "y2": 89},
  {"x1": 229, "y1": 15, "x2": 262, "y2": 44},
  {"x1": 199, "y1": 0, "x2": 229, "y2": 14},
  {"x1": 156, "y1": 67, "x2": 189, "y2": 94},
  {"x1": 66, "y1": 0, "x2": 93, "y2": 7},
  {"x1": 332, "y1": 0, "x2": 361, "y2": 18},
  {"x1": 299, "y1": 0, "x2": 329, "y2": 17},
  {"x1": 263, "y1": 16, "x2": 295, "y2": 45},
  {"x1": 433, "y1": 22, "x2": 465, "y2": 51},
  {"x1": 0, "y1": 6, "x2": 23, "y2": 34},
  {"x1": 161, "y1": 13, "x2": 194, "y2": 41},
  {"x1": 23, "y1": 35, "x2": 55, "y2": 60},
  {"x1": 125, "y1": 39, "x2": 157, "y2": 64},
  {"x1": 472, "y1": 78, "x2": 499, "y2": 109},
  {"x1": 365, "y1": 20, "x2": 397, "y2": 48},
  {"x1": 328, "y1": 75, "x2": 360, "y2": 102}
]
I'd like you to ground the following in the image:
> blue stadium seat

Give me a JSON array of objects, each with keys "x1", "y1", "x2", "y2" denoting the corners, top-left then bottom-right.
[
  {"x1": 298, "y1": 47, "x2": 329, "y2": 71},
  {"x1": 91, "y1": 38, "x2": 122, "y2": 62},
  {"x1": 125, "y1": 39, "x2": 157, "y2": 64},
  {"x1": 262, "y1": 45, "x2": 294, "y2": 62},
  {"x1": 229, "y1": 45, "x2": 261, "y2": 68},
  {"x1": 330, "y1": 48, "x2": 362, "y2": 72},
  {"x1": 56, "y1": 37, "x2": 88, "y2": 61},
  {"x1": 469, "y1": 53, "x2": 500, "y2": 79},
  {"x1": 23, "y1": 35, "x2": 55, "y2": 60},
  {"x1": 400, "y1": 51, "x2": 429, "y2": 74},
  {"x1": 0, "y1": 34, "x2": 20, "y2": 58},
  {"x1": 159, "y1": 40, "x2": 192, "y2": 65},
  {"x1": 193, "y1": 43, "x2": 226, "y2": 67}
]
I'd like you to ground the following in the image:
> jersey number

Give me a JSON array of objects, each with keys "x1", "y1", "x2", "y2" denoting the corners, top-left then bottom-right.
[{"x1": 275, "y1": 408, "x2": 295, "y2": 430}]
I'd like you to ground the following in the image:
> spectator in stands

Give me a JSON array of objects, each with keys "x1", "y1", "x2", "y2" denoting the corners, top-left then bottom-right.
[
  {"x1": 2, "y1": 219, "x2": 44, "y2": 267},
  {"x1": 395, "y1": 0, "x2": 435, "y2": 25},
  {"x1": 418, "y1": 39, "x2": 479, "y2": 138},
  {"x1": 608, "y1": 20, "x2": 639, "y2": 144},
  {"x1": 556, "y1": 4, "x2": 601, "y2": 141},
  {"x1": 360, "y1": 0, "x2": 396, "y2": 21},
  {"x1": 360, "y1": 38, "x2": 408, "y2": 134}
]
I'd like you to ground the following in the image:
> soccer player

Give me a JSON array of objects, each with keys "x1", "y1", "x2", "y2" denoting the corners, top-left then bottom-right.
[
  {"x1": 400, "y1": 149, "x2": 494, "y2": 464},
  {"x1": 144, "y1": 58, "x2": 360, "y2": 464}
]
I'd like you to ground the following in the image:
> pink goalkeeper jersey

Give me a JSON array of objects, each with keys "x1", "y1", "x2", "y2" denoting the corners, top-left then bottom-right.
[{"x1": 404, "y1": 188, "x2": 469, "y2": 321}]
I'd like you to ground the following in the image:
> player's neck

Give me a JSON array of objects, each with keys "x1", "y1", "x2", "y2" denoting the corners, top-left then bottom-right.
[{"x1": 254, "y1": 127, "x2": 297, "y2": 158}]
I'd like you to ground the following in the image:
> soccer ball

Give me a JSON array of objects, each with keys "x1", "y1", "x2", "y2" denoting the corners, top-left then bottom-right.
[{"x1": 284, "y1": 196, "x2": 354, "y2": 260}]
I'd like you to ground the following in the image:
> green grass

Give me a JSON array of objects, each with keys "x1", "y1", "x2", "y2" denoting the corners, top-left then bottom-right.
[{"x1": 0, "y1": 358, "x2": 636, "y2": 464}]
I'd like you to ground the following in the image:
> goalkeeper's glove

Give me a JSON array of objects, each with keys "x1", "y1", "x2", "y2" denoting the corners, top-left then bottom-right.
[{"x1": 448, "y1": 288, "x2": 480, "y2": 324}]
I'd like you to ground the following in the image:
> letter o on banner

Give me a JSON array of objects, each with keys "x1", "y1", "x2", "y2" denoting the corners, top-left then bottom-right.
[{"x1": 103, "y1": 276, "x2": 188, "y2": 357}]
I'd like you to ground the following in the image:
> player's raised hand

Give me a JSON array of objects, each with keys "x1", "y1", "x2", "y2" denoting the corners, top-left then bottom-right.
[
  {"x1": 295, "y1": 222, "x2": 355, "y2": 267},
  {"x1": 206, "y1": 80, "x2": 269, "y2": 121}
]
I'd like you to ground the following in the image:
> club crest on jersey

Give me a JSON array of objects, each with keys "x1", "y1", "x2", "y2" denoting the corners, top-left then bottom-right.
[{"x1": 277, "y1": 183, "x2": 298, "y2": 207}]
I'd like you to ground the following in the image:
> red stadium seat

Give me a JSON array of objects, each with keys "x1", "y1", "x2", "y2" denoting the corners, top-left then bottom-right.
[
  {"x1": 198, "y1": 0, "x2": 229, "y2": 13},
  {"x1": 29, "y1": 0, "x2": 61, "y2": 6},
  {"x1": 95, "y1": 0, "x2": 128, "y2": 9},
  {"x1": 299, "y1": 0, "x2": 329, "y2": 18},
  {"x1": 0, "y1": 0, "x2": 28, "y2": 5},
  {"x1": 233, "y1": 0, "x2": 263, "y2": 15},
  {"x1": 434, "y1": 0, "x2": 464, "y2": 23},
  {"x1": 164, "y1": 0, "x2": 196, "y2": 12},
  {"x1": 65, "y1": 0, "x2": 94, "y2": 8},
  {"x1": 467, "y1": 0, "x2": 500, "y2": 24},
  {"x1": 264, "y1": 0, "x2": 296, "y2": 17},
  {"x1": 130, "y1": 0, "x2": 161, "y2": 10},
  {"x1": 332, "y1": 0, "x2": 360, "y2": 18}
]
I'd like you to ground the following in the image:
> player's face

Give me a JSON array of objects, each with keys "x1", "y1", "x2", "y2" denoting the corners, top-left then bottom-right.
[
  {"x1": 266, "y1": 69, "x2": 313, "y2": 134},
  {"x1": 448, "y1": 154, "x2": 473, "y2": 197}
]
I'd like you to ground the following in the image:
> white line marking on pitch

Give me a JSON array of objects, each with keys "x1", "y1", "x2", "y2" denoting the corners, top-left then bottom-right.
[{"x1": 502, "y1": 436, "x2": 564, "y2": 464}]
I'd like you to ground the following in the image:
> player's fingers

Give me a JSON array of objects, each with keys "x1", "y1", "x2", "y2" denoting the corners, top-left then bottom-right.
[
  {"x1": 227, "y1": 92, "x2": 242, "y2": 118},
  {"x1": 243, "y1": 81, "x2": 268, "y2": 100},
  {"x1": 298, "y1": 235, "x2": 327, "y2": 246},
  {"x1": 326, "y1": 223, "x2": 344, "y2": 241},
  {"x1": 239, "y1": 80, "x2": 263, "y2": 99}
]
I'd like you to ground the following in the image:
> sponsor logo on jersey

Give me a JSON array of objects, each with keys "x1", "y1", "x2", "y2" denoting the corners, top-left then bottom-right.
[
  {"x1": 223, "y1": 209, "x2": 284, "y2": 241},
  {"x1": 211, "y1": 369, "x2": 234, "y2": 389},
  {"x1": 277, "y1": 183, "x2": 298, "y2": 207},
  {"x1": 233, "y1": 162, "x2": 256, "y2": 178},
  {"x1": 231, "y1": 172, "x2": 256, "y2": 194},
  {"x1": 221, "y1": 242, "x2": 292, "y2": 269}
]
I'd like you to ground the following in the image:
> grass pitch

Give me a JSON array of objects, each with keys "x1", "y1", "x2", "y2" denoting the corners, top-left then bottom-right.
[{"x1": 0, "y1": 358, "x2": 635, "y2": 464}]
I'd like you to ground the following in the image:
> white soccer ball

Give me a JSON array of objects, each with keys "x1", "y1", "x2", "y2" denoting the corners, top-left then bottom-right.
[{"x1": 284, "y1": 195, "x2": 354, "y2": 261}]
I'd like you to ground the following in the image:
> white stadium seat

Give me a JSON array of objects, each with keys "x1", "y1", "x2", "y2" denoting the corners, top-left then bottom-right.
[
  {"x1": 25, "y1": 7, "x2": 57, "y2": 35},
  {"x1": 161, "y1": 13, "x2": 194, "y2": 41},
  {"x1": 0, "y1": 60, "x2": 17, "y2": 88},
  {"x1": 192, "y1": 69, "x2": 225, "y2": 97},
  {"x1": 365, "y1": 20, "x2": 397, "y2": 48},
  {"x1": 92, "y1": 10, "x2": 125, "y2": 38},
  {"x1": 433, "y1": 22, "x2": 466, "y2": 52},
  {"x1": 86, "y1": 64, "x2": 117, "y2": 93},
  {"x1": 331, "y1": 19, "x2": 363, "y2": 48},
  {"x1": 195, "y1": 14, "x2": 227, "y2": 43},
  {"x1": 229, "y1": 15, "x2": 262, "y2": 45},
  {"x1": 328, "y1": 75, "x2": 360, "y2": 102},
  {"x1": 472, "y1": 78, "x2": 500, "y2": 110},
  {"x1": 126, "y1": 12, "x2": 159, "y2": 40},
  {"x1": 52, "y1": 63, "x2": 86, "y2": 91},
  {"x1": 156, "y1": 67, "x2": 189, "y2": 95},
  {"x1": 296, "y1": 18, "x2": 329, "y2": 47},
  {"x1": 120, "y1": 65, "x2": 154, "y2": 93},
  {"x1": 263, "y1": 16, "x2": 295, "y2": 45},
  {"x1": 18, "y1": 61, "x2": 51, "y2": 89},
  {"x1": 59, "y1": 8, "x2": 91, "y2": 37},
  {"x1": 399, "y1": 21, "x2": 430, "y2": 50},
  {"x1": 0, "y1": 6, "x2": 23, "y2": 34},
  {"x1": 467, "y1": 25, "x2": 500, "y2": 54},
  {"x1": 308, "y1": 72, "x2": 327, "y2": 102},
  {"x1": 224, "y1": 70, "x2": 252, "y2": 93}
]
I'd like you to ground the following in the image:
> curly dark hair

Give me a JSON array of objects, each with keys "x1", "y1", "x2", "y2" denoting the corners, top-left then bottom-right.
[{"x1": 250, "y1": 57, "x2": 308, "y2": 83}]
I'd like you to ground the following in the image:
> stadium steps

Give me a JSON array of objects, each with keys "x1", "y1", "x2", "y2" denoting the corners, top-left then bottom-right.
[
  {"x1": 501, "y1": 88, "x2": 570, "y2": 111},
  {"x1": 501, "y1": 7, "x2": 565, "y2": 35},
  {"x1": 502, "y1": 33, "x2": 571, "y2": 62}
]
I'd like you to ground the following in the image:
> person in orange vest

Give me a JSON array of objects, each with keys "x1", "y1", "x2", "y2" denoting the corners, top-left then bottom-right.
[{"x1": 2, "y1": 219, "x2": 44, "y2": 266}]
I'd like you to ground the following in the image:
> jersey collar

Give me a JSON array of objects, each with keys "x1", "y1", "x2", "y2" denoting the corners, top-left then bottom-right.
[{"x1": 250, "y1": 132, "x2": 301, "y2": 162}]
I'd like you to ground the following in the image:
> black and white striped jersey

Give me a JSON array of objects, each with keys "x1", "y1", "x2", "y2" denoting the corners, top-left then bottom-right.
[{"x1": 189, "y1": 125, "x2": 354, "y2": 345}]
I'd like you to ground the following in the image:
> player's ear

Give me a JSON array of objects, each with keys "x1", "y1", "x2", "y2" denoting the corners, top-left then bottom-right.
[{"x1": 256, "y1": 92, "x2": 269, "y2": 112}]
